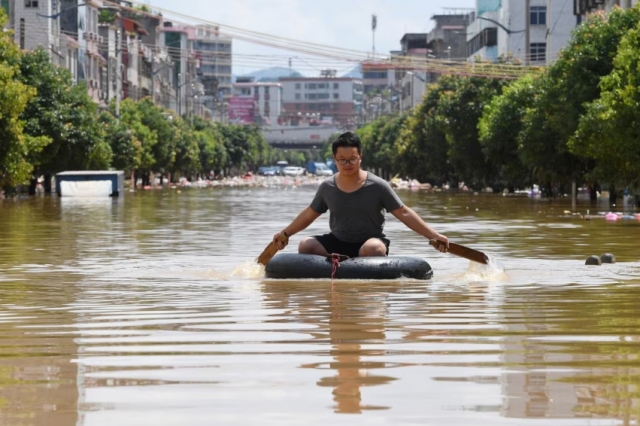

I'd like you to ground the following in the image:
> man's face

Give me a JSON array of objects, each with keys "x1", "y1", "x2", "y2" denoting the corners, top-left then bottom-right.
[{"x1": 334, "y1": 147, "x2": 361, "y2": 177}]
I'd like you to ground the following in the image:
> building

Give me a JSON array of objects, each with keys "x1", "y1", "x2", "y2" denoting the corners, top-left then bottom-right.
[
  {"x1": 467, "y1": 0, "x2": 578, "y2": 65},
  {"x1": 161, "y1": 23, "x2": 198, "y2": 117},
  {"x1": 395, "y1": 33, "x2": 429, "y2": 112},
  {"x1": 192, "y1": 24, "x2": 233, "y2": 112},
  {"x1": 574, "y1": 0, "x2": 639, "y2": 19},
  {"x1": 279, "y1": 73, "x2": 363, "y2": 126},
  {"x1": 362, "y1": 61, "x2": 396, "y2": 94},
  {"x1": 230, "y1": 81, "x2": 282, "y2": 126},
  {"x1": 426, "y1": 9, "x2": 473, "y2": 83},
  {"x1": 7, "y1": 0, "x2": 63, "y2": 66},
  {"x1": 60, "y1": 0, "x2": 106, "y2": 104}
]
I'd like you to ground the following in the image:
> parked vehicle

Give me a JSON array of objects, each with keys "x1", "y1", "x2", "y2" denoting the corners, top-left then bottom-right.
[
  {"x1": 282, "y1": 166, "x2": 305, "y2": 176},
  {"x1": 258, "y1": 166, "x2": 277, "y2": 176},
  {"x1": 306, "y1": 161, "x2": 334, "y2": 176},
  {"x1": 273, "y1": 161, "x2": 289, "y2": 175}
]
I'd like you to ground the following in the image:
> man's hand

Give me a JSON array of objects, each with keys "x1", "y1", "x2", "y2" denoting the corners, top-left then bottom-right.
[
  {"x1": 431, "y1": 234, "x2": 449, "y2": 253},
  {"x1": 272, "y1": 231, "x2": 289, "y2": 250}
]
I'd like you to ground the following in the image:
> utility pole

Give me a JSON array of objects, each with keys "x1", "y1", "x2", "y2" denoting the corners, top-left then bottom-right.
[
  {"x1": 178, "y1": 72, "x2": 182, "y2": 117},
  {"x1": 547, "y1": 0, "x2": 551, "y2": 66},
  {"x1": 525, "y1": 0, "x2": 530, "y2": 65},
  {"x1": 115, "y1": 28, "x2": 122, "y2": 122},
  {"x1": 371, "y1": 14, "x2": 377, "y2": 59},
  {"x1": 151, "y1": 50, "x2": 156, "y2": 106}
]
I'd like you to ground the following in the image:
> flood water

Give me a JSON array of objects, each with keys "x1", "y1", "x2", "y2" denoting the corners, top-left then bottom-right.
[{"x1": 1, "y1": 187, "x2": 639, "y2": 426}]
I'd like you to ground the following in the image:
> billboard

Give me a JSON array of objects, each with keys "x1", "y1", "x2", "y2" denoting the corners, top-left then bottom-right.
[{"x1": 228, "y1": 97, "x2": 255, "y2": 124}]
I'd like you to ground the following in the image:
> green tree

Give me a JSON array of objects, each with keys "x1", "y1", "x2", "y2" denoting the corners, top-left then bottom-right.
[
  {"x1": 357, "y1": 116, "x2": 389, "y2": 172},
  {"x1": 134, "y1": 98, "x2": 175, "y2": 184},
  {"x1": 520, "y1": 7, "x2": 640, "y2": 192},
  {"x1": 571, "y1": 20, "x2": 640, "y2": 195},
  {"x1": 100, "y1": 111, "x2": 141, "y2": 172},
  {"x1": 395, "y1": 77, "x2": 458, "y2": 185},
  {"x1": 117, "y1": 98, "x2": 157, "y2": 177},
  {"x1": 0, "y1": 12, "x2": 49, "y2": 192},
  {"x1": 479, "y1": 74, "x2": 539, "y2": 190},
  {"x1": 437, "y1": 76, "x2": 508, "y2": 188},
  {"x1": 18, "y1": 48, "x2": 110, "y2": 179},
  {"x1": 171, "y1": 117, "x2": 201, "y2": 180}
]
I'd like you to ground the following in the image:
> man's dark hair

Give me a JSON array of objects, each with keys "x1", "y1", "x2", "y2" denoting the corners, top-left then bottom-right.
[{"x1": 332, "y1": 131, "x2": 362, "y2": 155}]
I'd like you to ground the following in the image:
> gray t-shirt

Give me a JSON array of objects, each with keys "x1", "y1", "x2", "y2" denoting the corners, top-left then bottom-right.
[{"x1": 309, "y1": 172, "x2": 404, "y2": 243}]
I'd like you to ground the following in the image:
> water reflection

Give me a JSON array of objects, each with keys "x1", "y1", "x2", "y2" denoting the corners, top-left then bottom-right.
[
  {"x1": 262, "y1": 280, "x2": 402, "y2": 413},
  {"x1": 1, "y1": 189, "x2": 640, "y2": 425},
  {"x1": 0, "y1": 277, "x2": 80, "y2": 426}
]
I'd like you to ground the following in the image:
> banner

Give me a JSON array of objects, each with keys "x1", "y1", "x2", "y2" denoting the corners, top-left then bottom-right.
[{"x1": 228, "y1": 97, "x2": 255, "y2": 124}]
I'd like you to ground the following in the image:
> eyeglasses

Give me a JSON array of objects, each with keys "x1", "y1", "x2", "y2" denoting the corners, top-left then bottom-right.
[{"x1": 335, "y1": 158, "x2": 361, "y2": 165}]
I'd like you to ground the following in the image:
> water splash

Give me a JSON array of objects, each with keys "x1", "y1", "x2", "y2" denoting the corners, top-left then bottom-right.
[
  {"x1": 193, "y1": 262, "x2": 265, "y2": 280},
  {"x1": 229, "y1": 261, "x2": 265, "y2": 279},
  {"x1": 463, "y1": 255, "x2": 508, "y2": 282}
]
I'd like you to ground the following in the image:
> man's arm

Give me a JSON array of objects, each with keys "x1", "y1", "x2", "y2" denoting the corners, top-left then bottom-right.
[
  {"x1": 273, "y1": 207, "x2": 321, "y2": 248},
  {"x1": 391, "y1": 205, "x2": 449, "y2": 250}
]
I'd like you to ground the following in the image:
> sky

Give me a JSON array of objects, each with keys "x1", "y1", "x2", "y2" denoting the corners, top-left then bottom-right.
[{"x1": 143, "y1": 0, "x2": 476, "y2": 76}]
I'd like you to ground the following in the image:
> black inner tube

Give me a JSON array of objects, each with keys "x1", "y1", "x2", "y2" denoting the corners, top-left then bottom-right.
[{"x1": 265, "y1": 253, "x2": 433, "y2": 280}]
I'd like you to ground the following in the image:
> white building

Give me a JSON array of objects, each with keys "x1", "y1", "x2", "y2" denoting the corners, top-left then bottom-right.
[
  {"x1": 467, "y1": 0, "x2": 579, "y2": 65},
  {"x1": 192, "y1": 25, "x2": 232, "y2": 107},
  {"x1": 279, "y1": 75, "x2": 363, "y2": 126},
  {"x1": 231, "y1": 82, "x2": 282, "y2": 126},
  {"x1": 7, "y1": 0, "x2": 62, "y2": 65}
]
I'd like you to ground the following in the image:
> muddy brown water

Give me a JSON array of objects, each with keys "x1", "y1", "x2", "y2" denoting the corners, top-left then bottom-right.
[{"x1": 1, "y1": 188, "x2": 639, "y2": 426}]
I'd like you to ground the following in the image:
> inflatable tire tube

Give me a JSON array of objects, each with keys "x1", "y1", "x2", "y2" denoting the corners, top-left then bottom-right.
[{"x1": 265, "y1": 253, "x2": 433, "y2": 280}]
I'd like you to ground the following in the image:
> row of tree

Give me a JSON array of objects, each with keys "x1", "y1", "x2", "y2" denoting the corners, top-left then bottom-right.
[
  {"x1": 1, "y1": 10, "x2": 316, "y2": 194},
  {"x1": 353, "y1": 7, "x2": 640, "y2": 203}
]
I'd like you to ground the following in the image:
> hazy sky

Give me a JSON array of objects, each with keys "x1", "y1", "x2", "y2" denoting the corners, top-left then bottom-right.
[{"x1": 144, "y1": 0, "x2": 476, "y2": 76}]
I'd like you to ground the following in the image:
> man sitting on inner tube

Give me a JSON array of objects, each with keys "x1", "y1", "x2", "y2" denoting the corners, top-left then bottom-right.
[{"x1": 272, "y1": 131, "x2": 449, "y2": 259}]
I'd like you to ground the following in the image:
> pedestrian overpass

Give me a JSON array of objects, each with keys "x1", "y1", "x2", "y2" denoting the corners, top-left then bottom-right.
[{"x1": 262, "y1": 126, "x2": 341, "y2": 149}]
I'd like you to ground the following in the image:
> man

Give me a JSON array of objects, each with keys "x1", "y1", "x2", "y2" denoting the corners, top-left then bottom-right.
[{"x1": 272, "y1": 131, "x2": 448, "y2": 258}]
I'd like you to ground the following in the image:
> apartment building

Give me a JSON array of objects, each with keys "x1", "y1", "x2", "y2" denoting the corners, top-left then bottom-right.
[
  {"x1": 192, "y1": 25, "x2": 232, "y2": 110},
  {"x1": 574, "y1": 0, "x2": 639, "y2": 18},
  {"x1": 362, "y1": 61, "x2": 396, "y2": 94},
  {"x1": 230, "y1": 81, "x2": 282, "y2": 126},
  {"x1": 161, "y1": 23, "x2": 197, "y2": 117},
  {"x1": 60, "y1": 0, "x2": 105, "y2": 104},
  {"x1": 467, "y1": 0, "x2": 578, "y2": 65},
  {"x1": 6, "y1": 0, "x2": 62, "y2": 66},
  {"x1": 279, "y1": 74, "x2": 363, "y2": 126}
]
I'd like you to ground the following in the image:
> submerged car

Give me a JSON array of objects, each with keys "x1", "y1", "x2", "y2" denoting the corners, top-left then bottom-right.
[{"x1": 258, "y1": 166, "x2": 277, "y2": 176}]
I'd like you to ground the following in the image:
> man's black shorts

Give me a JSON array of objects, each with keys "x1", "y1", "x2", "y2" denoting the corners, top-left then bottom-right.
[{"x1": 313, "y1": 233, "x2": 390, "y2": 258}]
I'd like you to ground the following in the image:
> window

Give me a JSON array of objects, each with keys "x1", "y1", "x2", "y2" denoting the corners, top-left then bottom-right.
[
  {"x1": 295, "y1": 83, "x2": 301, "y2": 90},
  {"x1": 363, "y1": 71, "x2": 388, "y2": 79},
  {"x1": 295, "y1": 93, "x2": 301, "y2": 100},
  {"x1": 530, "y1": 43, "x2": 546, "y2": 62},
  {"x1": 530, "y1": 6, "x2": 546, "y2": 26},
  {"x1": 467, "y1": 27, "x2": 497, "y2": 56},
  {"x1": 333, "y1": 93, "x2": 339, "y2": 99},
  {"x1": 333, "y1": 83, "x2": 339, "y2": 89},
  {"x1": 25, "y1": 0, "x2": 38, "y2": 7}
]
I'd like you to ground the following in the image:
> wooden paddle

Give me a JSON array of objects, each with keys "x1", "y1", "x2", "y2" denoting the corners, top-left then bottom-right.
[
  {"x1": 257, "y1": 232, "x2": 289, "y2": 266},
  {"x1": 429, "y1": 240, "x2": 489, "y2": 265}
]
